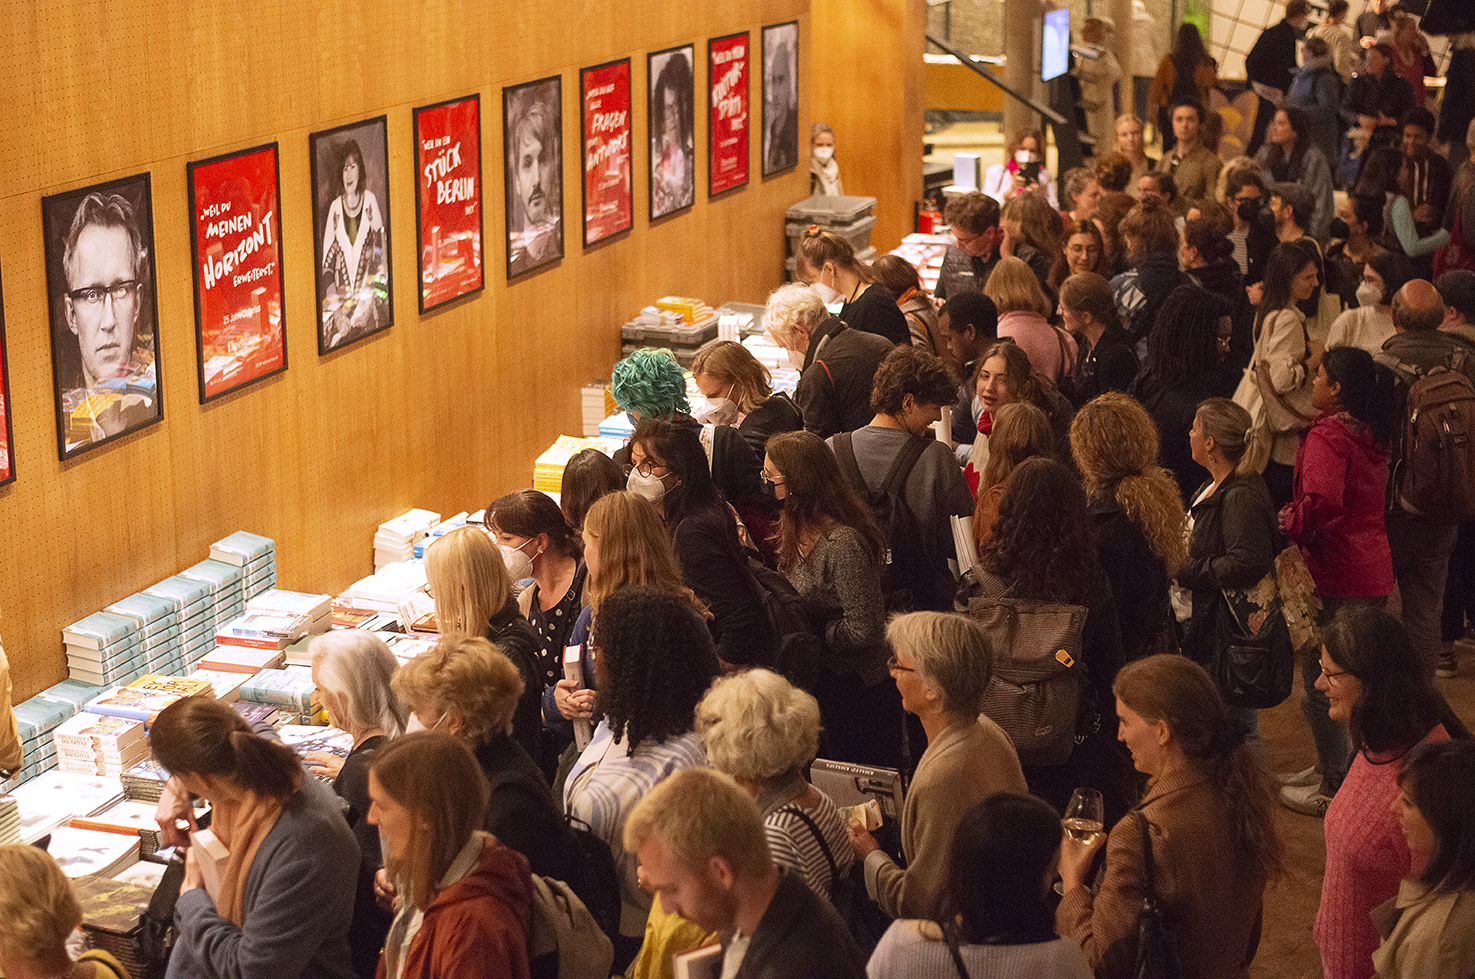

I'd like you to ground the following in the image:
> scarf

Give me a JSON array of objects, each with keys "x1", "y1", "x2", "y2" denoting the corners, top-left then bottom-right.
[
  {"x1": 811, "y1": 154, "x2": 843, "y2": 195},
  {"x1": 209, "y1": 787, "x2": 288, "y2": 925}
]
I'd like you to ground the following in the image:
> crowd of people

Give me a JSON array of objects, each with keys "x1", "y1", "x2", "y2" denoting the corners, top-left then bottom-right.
[{"x1": 6, "y1": 4, "x2": 1475, "y2": 978}]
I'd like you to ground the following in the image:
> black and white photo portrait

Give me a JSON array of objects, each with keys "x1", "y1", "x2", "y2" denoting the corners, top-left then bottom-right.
[
  {"x1": 762, "y1": 22, "x2": 800, "y2": 176},
  {"x1": 503, "y1": 76, "x2": 564, "y2": 278},
  {"x1": 648, "y1": 44, "x2": 696, "y2": 219}
]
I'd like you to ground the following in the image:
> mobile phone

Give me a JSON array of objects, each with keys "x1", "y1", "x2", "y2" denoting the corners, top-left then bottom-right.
[{"x1": 1022, "y1": 160, "x2": 1042, "y2": 184}]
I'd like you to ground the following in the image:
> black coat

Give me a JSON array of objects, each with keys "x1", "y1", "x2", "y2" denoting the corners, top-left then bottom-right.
[
  {"x1": 1069, "y1": 324, "x2": 1138, "y2": 407},
  {"x1": 840, "y1": 284, "x2": 910, "y2": 347},
  {"x1": 1092, "y1": 500, "x2": 1173, "y2": 661},
  {"x1": 728, "y1": 869, "x2": 867, "y2": 979},
  {"x1": 1246, "y1": 19, "x2": 1302, "y2": 93},
  {"x1": 486, "y1": 597, "x2": 544, "y2": 761},
  {"x1": 795, "y1": 315, "x2": 895, "y2": 438},
  {"x1": 1177, "y1": 471, "x2": 1277, "y2": 667}
]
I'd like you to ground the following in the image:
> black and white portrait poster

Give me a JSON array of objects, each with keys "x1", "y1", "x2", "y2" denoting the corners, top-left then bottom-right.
[
  {"x1": 42, "y1": 174, "x2": 163, "y2": 460},
  {"x1": 762, "y1": 22, "x2": 800, "y2": 176},
  {"x1": 310, "y1": 116, "x2": 393, "y2": 355},
  {"x1": 503, "y1": 76, "x2": 565, "y2": 278},
  {"x1": 648, "y1": 44, "x2": 696, "y2": 219}
]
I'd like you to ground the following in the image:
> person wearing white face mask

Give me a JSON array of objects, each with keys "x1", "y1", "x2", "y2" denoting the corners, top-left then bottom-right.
[
  {"x1": 795, "y1": 226, "x2": 910, "y2": 346},
  {"x1": 1325, "y1": 251, "x2": 1413, "y2": 353},
  {"x1": 763, "y1": 282, "x2": 894, "y2": 440},
  {"x1": 982, "y1": 130, "x2": 1058, "y2": 208},
  {"x1": 423, "y1": 528, "x2": 543, "y2": 762},
  {"x1": 810, "y1": 122, "x2": 843, "y2": 196},
  {"x1": 691, "y1": 339, "x2": 805, "y2": 457}
]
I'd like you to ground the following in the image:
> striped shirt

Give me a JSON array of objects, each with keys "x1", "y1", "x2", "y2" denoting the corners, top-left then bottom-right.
[{"x1": 764, "y1": 788, "x2": 854, "y2": 901}]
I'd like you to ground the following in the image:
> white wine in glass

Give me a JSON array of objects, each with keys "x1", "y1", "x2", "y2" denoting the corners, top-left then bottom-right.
[{"x1": 1063, "y1": 787, "x2": 1105, "y2": 845}]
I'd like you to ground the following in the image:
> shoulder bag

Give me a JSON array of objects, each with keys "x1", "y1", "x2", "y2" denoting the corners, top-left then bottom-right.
[
  {"x1": 1133, "y1": 812, "x2": 1183, "y2": 979},
  {"x1": 1216, "y1": 568, "x2": 1295, "y2": 709},
  {"x1": 1254, "y1": 311, "x2": 1318, "y2": 435}
]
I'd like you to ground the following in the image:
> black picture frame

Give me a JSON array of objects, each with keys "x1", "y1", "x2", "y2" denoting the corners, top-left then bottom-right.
[
  {"x1": 0, "y1": 270, "x2": 15, "y2": 487},
  {"x1": 413, "y1": 94, "x2": 486, "y2": 313},
  {"x1": 708, "y1": 31, "x2": 751, "y2": 197},
  {"x1": 42, "y1": 173, "x2": 164, "y2": 461},
  {"x1": 761, "y1": 21, "x2": 801, "y2": 177},
  {"x1": 309, "y1": 115, "x2": 394, "y2": 355},
  {"x1": 579, "y1": 58, "x2": 634, "y2": 248},
  {"x1": 186, "y1": 142, "x2": 289, "y2": 404},
  {"x1": 648, "y1": 43, "x2": 696, "y2": 220},
  {"x1": 503, "y1": 75, "x2": 565, "y2": 279}
]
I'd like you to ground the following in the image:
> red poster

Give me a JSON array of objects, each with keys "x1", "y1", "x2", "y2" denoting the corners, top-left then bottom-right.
[
  {"x1": 0, "y1": 291, "x2": 12, "y2": 486},
  {"x1": 581, "y1": 59, "x2": 633, "y2": 246},
  {"x1": 187, "y1": 144, "x2": 287, "y2": 403},
  {"x1": 414, "y1": 95, "x2": 484, "y2": 312},
  {"x1": 709, "y1": 32, "x2": 750, "y2": 196}
]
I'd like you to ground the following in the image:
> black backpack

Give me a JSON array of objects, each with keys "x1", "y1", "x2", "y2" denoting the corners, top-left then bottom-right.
[
  {"x1": 831, "y1": 432, "x2": 953, "y2": 613},
  {"x1": 745, "y1": 552, "x2": 827, "y2": 692}
]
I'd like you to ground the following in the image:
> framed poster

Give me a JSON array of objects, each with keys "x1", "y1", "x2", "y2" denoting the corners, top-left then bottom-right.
[
  {"x1": 413, "y1": 94, "x2": 484, "y2": 312},
  {"x1": 648, "y1": 44, "x2": 696, "y2": 219},
  {"x1": 42, "y1": 174, "x2": 163, "y2": 461},
  {"x1": 761, "y1": 21, "x2": 800, "y2": 176},
  {"x1": 310, "y1": 116, "x2": 393, "y2": 354},
  {"x1": 0, "y1": 273, "x2": 13, "y2": 487},
  {"x1": 503, "y1": 76, "x2": 564, "y2": 278},
  {"x1": 187, "y1": 143, "x2": 288, "y2": 403},
  {"x1": 708, "y1": 32, "x2": 750, "y2": 196},
  {"x1": 580, "y1": 59, "x2": 633, "y2": 247}
]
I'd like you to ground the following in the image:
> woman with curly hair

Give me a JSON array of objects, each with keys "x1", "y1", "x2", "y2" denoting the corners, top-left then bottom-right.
[
  {"x1": 1071, "y1": 392, "x2": 1189, "y2": 661},
  {"x1": 978, "y1": 456, "x2": 1130, "y2": 820},
  {"x1": 564, "y1": 586, "x2": 718, "y2": 966},
  {"x1": 763, "y1": 429, "x2": 896, "y2": 766},
  {"x1": 972, "y1": 401, "x2": 1054, "y2": 553}
]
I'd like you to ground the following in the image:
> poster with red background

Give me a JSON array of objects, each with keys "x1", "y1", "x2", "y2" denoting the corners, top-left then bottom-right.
[
  {"x1": 581, "y1": 59, "x2": 633, "y2": 246},
  {"x1": 708, "y1": 32, "x2": 750, "y2": 195},
  {"x1": 413, "y1": 95, "x2": 484, "y2": 312},
  {"x1": 0, "y1": 288, "x2": 13, "y2": 486},
  {"x1": 187, "y1": 144, "x2": 287, "y2": 403}
]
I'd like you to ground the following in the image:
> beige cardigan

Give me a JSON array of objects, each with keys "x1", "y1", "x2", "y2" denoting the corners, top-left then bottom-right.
[
  {"x1": 863, "y1": 715, "x2": 1027, "y2": 920},
  {"x1": 1372, "y1": 880, "x2": 1475, "y2": 978}
]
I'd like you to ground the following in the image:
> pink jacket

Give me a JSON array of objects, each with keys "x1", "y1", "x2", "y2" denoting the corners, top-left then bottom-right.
[
  {"x1": 997, "y1": 310, "x2": 1077, "y2": 384},
  {"x1": 1281, "y1": 413, "x2": 1394, "y2": 599}
]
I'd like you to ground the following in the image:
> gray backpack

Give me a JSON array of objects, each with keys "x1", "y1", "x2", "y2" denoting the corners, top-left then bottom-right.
[{"x1": 527, "y1": 874, "x2": 614, "y2": 979}]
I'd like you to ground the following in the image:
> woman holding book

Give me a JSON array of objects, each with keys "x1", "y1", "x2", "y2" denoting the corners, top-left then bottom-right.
[
  {"x1": 149, "y1": 695, "x2": 359, "y2": 979},
  {"x1": 368, "y1": 731, "x2": 532, "y2": 979},
  {"x1": 423, "y1": 526, "x2": 541, "y2": 761},
  {"x1": 307, "y1": 629, "x2": 407, "y2": 979}
]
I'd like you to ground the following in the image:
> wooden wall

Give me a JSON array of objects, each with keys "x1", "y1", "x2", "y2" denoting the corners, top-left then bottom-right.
[{"x1": 0, "y1": 1, "x2": 922, "y2": 703}]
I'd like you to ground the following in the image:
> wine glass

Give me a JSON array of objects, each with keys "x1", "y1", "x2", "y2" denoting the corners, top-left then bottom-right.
[{"x1": 1063, "y1": 787, "x2": 1105, "y2": 846}]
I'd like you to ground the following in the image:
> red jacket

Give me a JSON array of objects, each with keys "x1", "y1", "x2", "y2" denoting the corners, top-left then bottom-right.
[
  {"x1": 1282, "y1": 413, "x2": 1394, "y2": 598},
  {"x1": 378, "y1": 836, "x2": 532, "y2": 979}
]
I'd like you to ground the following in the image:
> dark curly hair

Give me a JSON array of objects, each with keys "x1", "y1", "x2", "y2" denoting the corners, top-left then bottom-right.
[
  {"x1": 592, "y1": 586, "x2": 720, "y2": 754},
  {"x1": 983, "y1": 456, "x2": 1097, "y2": 605},
  {"x1": 870, "y1": 344, "x2": 959, "y2": 415},
  {"x1": 1133, "y1": 285, "x2": 1228, "y2": 397}
]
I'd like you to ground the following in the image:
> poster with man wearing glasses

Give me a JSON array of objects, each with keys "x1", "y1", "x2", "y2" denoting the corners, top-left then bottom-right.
[{"x1": 43, "y1": 174, "x2": 163, "y2": 460}]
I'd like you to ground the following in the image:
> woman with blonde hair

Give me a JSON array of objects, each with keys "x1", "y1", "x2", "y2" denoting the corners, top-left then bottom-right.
[
  {"x1": 795, "y1": 226, "x2": 910, "y2": 346},
  {"x1": 690, "y1": 339, "x2": 802, "y2": 458},
  {"x1": 368, "y1": 732, "x2": 533, "y2": 979},
  {"x1": 984, "y1": 257, "x2": 1077, "y2": 383},
  {"x1": 423, "y1": 526, "x2": 541, "y2": 760},
  {"x1": 1058, "y1": 654, "x2": 1282, "y2": 979},
  {"x1": 0, "y1": 845, "x2": 131, "y2": 979},
  {"x1": 1071, "y1": 392, "x2": 1189, "y2": 660},
  {"x1": 972, "y1": 401, "x2": 1053, "y2": 549},
  {"x1": 696, "y1": 667, "x2": 855, "y2": 900}
]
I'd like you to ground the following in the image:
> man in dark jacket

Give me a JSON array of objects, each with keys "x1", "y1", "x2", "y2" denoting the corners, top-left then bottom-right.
[
  {"x1": 1246, "y1": 0, "x2": 1313, "y2": 155},
  {"x1": 938, "y1": 291, "x2": 1000, "y2": 448},
  {"x1": 1401, "y1": 107, "x2": 1453, "y2": 234},
  {"x1": 1340, "y1": 42, "x2": 1415, "y2": 166},
  {"x1": 765, "y1": 282, "x2": 893, "y2": 438},
  {"x1": 936, "y1": 191, "x2": 1003, "y2": 302},
  {"x1": 626, "y1": 768, "x2": 867, "y2": 979}
]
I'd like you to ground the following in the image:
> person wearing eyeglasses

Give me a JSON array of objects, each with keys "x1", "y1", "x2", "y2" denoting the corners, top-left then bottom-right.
[{"x1": 58, "y1": 191, "x2": 158, "y2": 448}]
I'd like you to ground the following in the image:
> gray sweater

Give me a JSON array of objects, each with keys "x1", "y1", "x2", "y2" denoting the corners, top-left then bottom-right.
[
  {"x1": 786, "y1": 524, "x2": 887, "y2": 684},
  {"x1": 168, "y1": 772, "x2": 358, "y2": 979}
]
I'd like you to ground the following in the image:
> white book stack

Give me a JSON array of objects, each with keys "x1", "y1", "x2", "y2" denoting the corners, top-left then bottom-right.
[
  {"x1": 46, "y1": 825, "x2": 139, "y2": 878},
  {"x1": 583, "y1": 380, "x2": 611, "y2": 437},
  {"x1": 180, "y1": 558, "x2": 247, "y2": 633},
  {"x1": 413, "y1": 514, "x2": 470, "y2": 559},
  {"x1": 107, "y1": 592, "x2": 185, "y2": 677},
  {"x1": 63, "y1": 612, "x2": 144, "y2": 688},
  {"x1": 375, "y1": 509, "x2": 441, "y2": 570},
  {"x1": 143, "y1": 575, "x2": 216, "y2": 673},
  {"x1": 0, "y1": 794, "x2": 18, "y2": 844},
  {"x1": 339, "y1": 561, "x2": 430, "y2": 614},
  {"x1": 210, "y1": 531, "x2": 280, "y2": 601},
  {"x1": 11, "y1": 770, "x2": 126, "y2": 843},
  {"x1": 384, "y1": 634, "x2": 439, "y2": 667},
  {"x1": 51, "y1": 713, "x2": 149, "y2": 777}
]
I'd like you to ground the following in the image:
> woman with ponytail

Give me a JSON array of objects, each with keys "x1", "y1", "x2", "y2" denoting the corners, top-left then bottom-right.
[
  {"x1": 1276, "y1": 345, "x2": 1397, "y2": 816},
  {"x1": 1058, "y1": 654, "x2": 1282, "y2": 979},
  {"x1": 1070, "y1": 392, "x2": 1189, "y2": 660},
  {"x1": 149, "y1": 696, "x2": 358, "y2": 979},
  {"x1": 1175, "y1": 398, "x2": 1279, "y2": 748}
]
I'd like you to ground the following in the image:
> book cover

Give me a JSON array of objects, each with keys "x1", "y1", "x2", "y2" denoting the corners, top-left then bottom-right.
[
  {"x1": 186, "y1": 668, "x2": 245, "y2": 703},
  {"x1": 45, "y1": 825, "x2": 140, "y2": 878},
  {"x1": 61, "y1": 611, "x2": 140, "y2": 650},
  {"x1": 41, "y1": 679, "x2": 110, "y2": 709},
  {"x1": 180, "y1": 559, "x2": 245, "y2": 592},
  {"x1": 85, "y1": 679, "x2": 210, "y2": 724},
  {"x1": 191, "y1": 827, "x2": 230, "y2": 900},
  {"x1": 210, "y1": 530, "x2": 275, "y2": 565},
  {"x1": 237, "y1": 665, "x2": 316, "y2": 711},
  {"x1": 247, "y1": 589, "x2": 332, "y2": 619},
  {"x1": 105, "y1": 592, "x2": 178, "y2": 627},
  {"x1": 52, "y1": 712, "x2": 146, "y2": 750},
  {"x1": 672, "y1": 944, "x2": 723, "y2": 979},
  {"x1": 199, "y1": 645, "x2": 285, "y2": 673},
  {"x1": 143, "y1": 575, "x2": 212, "y2": 608}
]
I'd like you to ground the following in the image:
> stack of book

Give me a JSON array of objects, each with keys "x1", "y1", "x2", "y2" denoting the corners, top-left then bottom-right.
[
  {"x1": 245, "y1": 589, "x2": 332, "y2": 632},
  {"x1": 597, "y1": 411, "x2": 636, "y2": 439},
  {"x1": 106, "y1": 592, "x2": 185, "y2": 676},
  {"x1": 411, "y1": 514, "x2": 471, "y2": 559},
  {"x1": 339, "y1": 561, "x2": 429, "y2": 614},
  {"x1": 197, "y1": 644, "x2": 284, "y2": 673},
  {"x1": 72, "y1": 797, "x2": 176, "y2": 858},
  {"x1": 534, "y1": 436, "x2": 605, "y2": 494},
  {"x1": 142, "y1": 575, "x2": 215, "y2": 672},
  {"x1": 185, "y1": 668, "x2": 244, "y2": 703},
  {"x1": 11, "y1": 770, "x2": 126, "y2": 843},
  {"x1": 236, "y1": 666, "x2": 319, "y2": 723},
  {"x1": 73, "y1": 875, "x2": 157, "y2": 978},
  {"x1": 582, "y1": 380, "x2": 614, "y2": 437},
  {"x1": 63, "y1": 612, "x2": 144, "y2": 688},
  {"x1": 120, "y1": 757, "x2": 170, "y2": 804},
  {"x1": 232, "y1": 702, "x2": 281, "y2": 727},
  {"x1": 86, "y1": 674, "x2": 216, "y2": 727},
  {"x1": 375, "y1": 509, "x2": 441, "y2": 569},
  {"x1": 7, "y1": 690, "x2": 79, "y2": 786},
  {"x1": 52, "y1": 712, "x2": 148, "y2": 777},
  {"x1": 0, "y1": 794, "x2": 17, "y2": 844},
  {"x1": 179, "y1": 558, "x2": 245, "y2": 633},
  {"x1": 210, "y1": 530, "x2": 278, "y2": 600},
  {"x1": 384, "y1": 634, "x2": 439, "y2": 666},
  {"x1": 330, "y1": 603, "x2": 390, "y2": 631}
]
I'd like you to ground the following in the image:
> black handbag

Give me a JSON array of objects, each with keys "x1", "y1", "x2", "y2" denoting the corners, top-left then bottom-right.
[
  {"x1": 1216, "y1": 585, "x2": 1294, "y2": 709},
  {"x1": 1133, "y1": 812, "x2": 1183, "y2": 979}
]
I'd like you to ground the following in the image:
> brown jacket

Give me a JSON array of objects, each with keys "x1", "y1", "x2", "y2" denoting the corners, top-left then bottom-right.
[
  {"x1": 1156, "y1": 143, "x2": 1223, "y2": 208},
  {"x1": 1057, "y1": 766, "x2": 1267, "y2": 979}
]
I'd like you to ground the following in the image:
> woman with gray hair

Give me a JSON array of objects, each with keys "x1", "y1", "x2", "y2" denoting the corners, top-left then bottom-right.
[
  {"x1": 306, "y1": 629, "x2": 406, "y2": 979},
  {"x1": 847, "y1": 612, "x2": 1027, "y2": 921},
  {"x1": 764, "y1": 282, "x2": 894, "y2": 439},
  {"x1": 696, "y1": 668, "x2": 855, "y2": 900}
]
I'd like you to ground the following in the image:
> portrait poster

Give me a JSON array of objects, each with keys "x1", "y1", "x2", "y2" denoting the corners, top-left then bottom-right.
[
  {"x1": 42, "y1": 174, "x2": 164, "y2": 461},
  {"x1": 648, "y1": 44, "x2": 696, "y2": 219},
  {"x1": 309, "y1": 116, "x2": 393, "y2": 355},
  {"x1": 186, "y1": 143, "x2": 287, "y2": 403},
  {"x1": 0, "y1": 275, "x2": 13, "y2": 487},
  {"x1": 761, "y1": 22, "x2": 800, "y2": 176},
  {"x1": 503, "y1": 76, "x2": 564, "y2": 279},
  {"x1": 708, "y1": 32, "x2": 750, "y2": 196},
  {"x1": 413, "y1": 95, "x2": 484, "y2": 312},
  {"x1": 580, "y1": 59, "x2": 633, "y2": 247}
]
